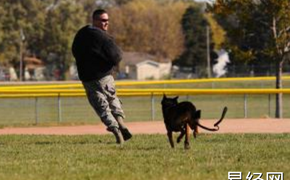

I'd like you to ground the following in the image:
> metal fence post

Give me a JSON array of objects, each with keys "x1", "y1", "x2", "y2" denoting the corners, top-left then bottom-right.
[
  {"x1": 58, "y1": 94, "x2": 62, "y2": 123},
  {"x1": 186, "y1": 94, "x2": 189, "y2": 101},
  {"x1": 268, "y1": 94, "x2": 271, "y2": 117},
  {"x1": 35, "y1": 97, "x2": 38, "y2": 124},
  {"x1": 151, "y1": 93, "x2": 155, "y2": 121},
  {"x1": 244, "y1": 94, "x2": 248, "y2": 118}
]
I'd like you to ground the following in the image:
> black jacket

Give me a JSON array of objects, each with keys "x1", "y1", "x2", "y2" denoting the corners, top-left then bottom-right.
[{"x1": 72, "y1": 25, "x2": 122, "y2": 82}]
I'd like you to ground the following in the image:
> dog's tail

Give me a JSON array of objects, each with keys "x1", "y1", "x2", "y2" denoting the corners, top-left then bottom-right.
[
  {"x1": 214, "y1": 106, "x2": 227, "y2": 127},
  {"x1": 197, "y1": 107, "x2": 228, "y2": 131}
]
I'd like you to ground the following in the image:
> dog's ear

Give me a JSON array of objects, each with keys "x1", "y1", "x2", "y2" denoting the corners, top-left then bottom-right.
[
  {"x1": 194, "y1": 110, "x2": 201, "y2": 119},
  {"x1": 173, "y1": 96, "x2": 179, "y2": 100},
  {"x1": 163, "y1": 94, "x2": 167, "y2": 99}
]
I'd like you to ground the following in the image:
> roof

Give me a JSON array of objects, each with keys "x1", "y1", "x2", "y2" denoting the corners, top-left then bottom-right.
[
  {"x1": 135, "y1": 60, "x2": 159, "y2": 67},
  {"x1": 122, "y1": 52, "x2": 156, "y2": 66},
  {"x1": 24, "y1": 57, "x2": 43, "y2": 65}
]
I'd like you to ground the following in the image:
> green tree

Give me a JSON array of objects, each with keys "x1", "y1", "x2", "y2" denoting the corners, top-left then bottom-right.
[
  {"x1": 0, "y1": 0, "x2": 87, "y2": 80},
  {"x1": 0, "y1": 5, "x2": 5, "y2": 61},
  {"x1": 211, "y1": 0, "x2": 290, "y2": 118},
  {"x1": 0, "y1": 0, "x2": 48, "y2": 80},
  {"x1": 0, "y1": 1, "x2": 23, "y2": 68},
  {"x1": 174, "y1": 5, "x2": 210, "y2": 77},
  {"x1": 43, "y1": 0, "x2": 86, "y2": 80},
  {"x1": 204, "y1": 13, "x2": 226, "y2": 50}
]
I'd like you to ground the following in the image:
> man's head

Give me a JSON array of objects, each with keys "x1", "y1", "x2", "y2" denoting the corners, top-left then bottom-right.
[{"x1": 92, "y1": 9, "x2": 109, "y2": 31}]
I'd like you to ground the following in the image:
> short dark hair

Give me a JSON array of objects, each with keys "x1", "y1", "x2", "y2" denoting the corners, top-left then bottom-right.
[{"x1": 92, "y1": 9, "x2": 107, "y2": 20}]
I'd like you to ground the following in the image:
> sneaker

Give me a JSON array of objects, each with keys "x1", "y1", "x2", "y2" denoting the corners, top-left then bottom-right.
[
  {"x1": 120, "y1": 128, "x2": 132, "y2": 141},
  {"x1": 115, "y1": 116, "x2": 132, "y2": 141}
]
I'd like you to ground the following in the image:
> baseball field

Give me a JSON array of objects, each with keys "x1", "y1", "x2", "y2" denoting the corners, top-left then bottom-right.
[{"x1": 0, "y1": 78, "x2": 289, "y2": 180}]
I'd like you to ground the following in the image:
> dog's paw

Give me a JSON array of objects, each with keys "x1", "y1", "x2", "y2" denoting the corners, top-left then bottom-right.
[{"x1": 184, "y1": 143, "x2": 190, "y2": 150}]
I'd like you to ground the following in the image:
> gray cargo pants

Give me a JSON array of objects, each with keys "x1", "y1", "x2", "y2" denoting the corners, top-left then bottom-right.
[{"x1": 82, "y1": 75, "x2": 125, "y2": 131}]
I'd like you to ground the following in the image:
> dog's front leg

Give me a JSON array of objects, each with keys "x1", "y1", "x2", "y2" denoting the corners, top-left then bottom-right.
[
  {"x1": 193, "y1": 131, "x2": 197, "y2": 138},
  {"x1": 184, "y1": 124, "x2": 190, "y2": 149},
  {"x1": 167, "y1": 131, "x2": 174, "y2": 148},
  {"x1": 177, "y1": 129, "x2": 185, "y2": 143},
  {"x1": 193, "y1": 126, "x2": 198, "y2": 138}
]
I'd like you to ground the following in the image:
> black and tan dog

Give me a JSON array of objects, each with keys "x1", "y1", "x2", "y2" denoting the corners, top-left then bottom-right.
[{"x1": 161, "y1": 95, "x2": 227, "y2": 149}]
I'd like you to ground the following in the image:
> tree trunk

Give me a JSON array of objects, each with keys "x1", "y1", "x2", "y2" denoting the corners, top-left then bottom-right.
[{"x1": 275, "y1": 60, "x2": 283, "y2": 118}]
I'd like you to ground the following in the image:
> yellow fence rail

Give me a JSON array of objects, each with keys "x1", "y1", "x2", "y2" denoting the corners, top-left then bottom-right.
[
  {"x1": 0, "y1": 76, "x2": 290, "y2": 90},
  {"x1": 0, "y1": 76, "x2": 289, "y2": 98},
  {"x1": 0, "y1": 88, "x2": 290, "y2": 98}
]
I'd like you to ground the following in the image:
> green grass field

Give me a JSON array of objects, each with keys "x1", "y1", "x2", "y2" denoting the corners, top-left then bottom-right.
[{"x1": 0, "y1": 134, "x2": 289, "y2": 180}]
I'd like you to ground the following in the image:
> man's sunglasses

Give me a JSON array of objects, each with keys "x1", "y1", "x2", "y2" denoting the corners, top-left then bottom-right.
[{"x1": 98, "y1": 19, "x2": 109, "y2": 22}]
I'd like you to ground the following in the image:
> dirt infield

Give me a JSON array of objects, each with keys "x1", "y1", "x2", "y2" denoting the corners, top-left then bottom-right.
[{"x1": 0, "y1": 119, "x2": 289, "y2": 135}]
